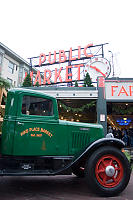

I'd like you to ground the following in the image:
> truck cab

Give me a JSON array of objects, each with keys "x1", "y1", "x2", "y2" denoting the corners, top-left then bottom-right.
[{"x1": 1, "y1": 88, "x2": 104, "y2": 157}]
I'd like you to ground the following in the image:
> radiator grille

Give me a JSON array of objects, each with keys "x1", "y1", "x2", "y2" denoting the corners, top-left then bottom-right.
[{"x1": 72, "y1": 131, "x2": 90, "y2": 149}]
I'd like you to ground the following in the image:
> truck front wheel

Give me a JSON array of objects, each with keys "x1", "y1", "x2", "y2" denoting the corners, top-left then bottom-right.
[{"x1": 85, "y1": 146, "x2": 131, "y2": 197}]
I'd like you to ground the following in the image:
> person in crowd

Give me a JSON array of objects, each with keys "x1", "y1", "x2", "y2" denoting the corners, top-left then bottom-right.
[
  {"x1": 128, "y1": 127, "x2": 133, "y2": 147},
  {"x1": 122, "y1": 128, "x2": 128, "y2": 146},
  {"x1": 108, "y1": 126, "x2": 113, "y2": 134},
  {"x1": 106, "y1": 126, "x2": 114, "y2": 138},
  {"x1": 112, "y1": 128, "x2": 119, "y2": 138},
  {"x1": 117, "y1": 129, "x2": 123, "y2": 140}
]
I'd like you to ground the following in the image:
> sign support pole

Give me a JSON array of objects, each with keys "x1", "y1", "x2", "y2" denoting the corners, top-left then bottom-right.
[{"x1": 97, "y1": 77, "x2": 107, "y2": 136}]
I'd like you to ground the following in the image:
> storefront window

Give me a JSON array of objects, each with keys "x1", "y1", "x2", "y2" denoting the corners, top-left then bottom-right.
[
  {"x1": 58, "y1": 99, "x2": 97, "y2": 123},
  {"x1": 107, "y1": 102, "x2": 133, "y2": 147}
]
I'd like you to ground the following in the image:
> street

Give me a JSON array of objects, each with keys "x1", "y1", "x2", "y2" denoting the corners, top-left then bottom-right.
[{"x1": 0, "y1": 173, "x2": 132, "y2": 200}]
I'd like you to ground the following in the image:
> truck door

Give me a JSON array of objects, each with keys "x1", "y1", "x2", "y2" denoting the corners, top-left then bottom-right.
[{"x1": 13, "y1": 93, "x2": 68, "y2": 156}]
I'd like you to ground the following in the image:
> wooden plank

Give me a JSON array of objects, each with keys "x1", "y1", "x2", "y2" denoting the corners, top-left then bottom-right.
[
  {"x1": 0, "y1": 88, "x2": 3, "y2": 106},
  {"x1": 0, "y1": 117, "x2": 3, "y2": 122},
  {"x1": 0, "y1": 87, "x2": 7, "y2": 106},
  {"x1": 3, "y1": 88, "x2": 7, "y2": 98},
  {"x1": 0, "y1": 105, "x2": 5, "y2": 109}
]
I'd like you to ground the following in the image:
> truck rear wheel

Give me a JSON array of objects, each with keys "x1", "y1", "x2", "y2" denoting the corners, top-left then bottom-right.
[{"x1": 85, "y1": 146, "x2": 131, "y2": 197}]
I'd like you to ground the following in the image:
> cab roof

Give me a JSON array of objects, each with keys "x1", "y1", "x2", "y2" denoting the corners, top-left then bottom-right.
[{"x1": 8, "y1": 88, "x2": 55, "y2": 99}]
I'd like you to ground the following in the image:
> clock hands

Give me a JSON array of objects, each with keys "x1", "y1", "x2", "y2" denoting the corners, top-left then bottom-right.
[{"x1": 90, "y1": 65, "x2": 106, "y2": 77}]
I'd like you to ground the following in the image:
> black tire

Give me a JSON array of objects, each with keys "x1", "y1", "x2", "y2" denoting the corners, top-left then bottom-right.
[
  {"x1": 85, "y1": 146, "x2": 131, "y2": 197},
  {"x1": 72, "y1": 167, "x2": 85, "y2": 178}
]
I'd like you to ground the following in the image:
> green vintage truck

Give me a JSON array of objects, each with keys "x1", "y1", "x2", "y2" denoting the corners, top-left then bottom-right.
[{"x1": 0, "y1": 88, "x2": 131, "y2": 196}]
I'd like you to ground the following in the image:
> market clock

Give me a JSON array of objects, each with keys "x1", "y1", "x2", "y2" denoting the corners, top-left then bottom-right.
[{"x1": 85, "y1": 57, "x2": 111, "y2": 82}]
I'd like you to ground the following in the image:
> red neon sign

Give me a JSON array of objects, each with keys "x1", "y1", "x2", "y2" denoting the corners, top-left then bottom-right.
[
  {"x1": 26, "y1": 64, "x2": 84, "y2": 86},
  {"x1": 111, "y1": 85, "x2": 133, "y2": 97},
  {"x1": 26, "y1": 44, "x2": 94, "y2": 86},
  {"x1": 39, "y1": 44, "x2": 93, "y2": 66}
]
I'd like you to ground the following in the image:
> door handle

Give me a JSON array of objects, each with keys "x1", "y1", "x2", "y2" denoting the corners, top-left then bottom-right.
[{"x1": 17, "y1": 122, "x2": 24, "y2": 125}]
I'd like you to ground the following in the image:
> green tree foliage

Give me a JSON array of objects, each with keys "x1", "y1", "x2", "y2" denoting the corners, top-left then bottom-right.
[
  {"x1": 83, "y1": 72, "x2": 93, "y2": 87},
  {"x1": 58, "y1": 101, "x2": 96, "y2": 113},
  {"x1": 35, "y1": 81, "x2": 40, "y2": 87},
  {"x1": 75, "y1": 80, "x2": 78, "y2": 87},
  {"x1": 0, "y1": 77, "x2": 11, "y2": 89},
  {"x1": 22, "y1": 74, "x2": 32, "y2": 87}
]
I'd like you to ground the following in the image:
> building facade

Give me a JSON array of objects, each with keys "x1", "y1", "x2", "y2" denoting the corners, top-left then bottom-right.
[
  {"x1": 0, "y1": 42, "x2": 30, "y2": 87},
  {"x1": 30, "y1": 77, "x2": 133, "y2": 140}
]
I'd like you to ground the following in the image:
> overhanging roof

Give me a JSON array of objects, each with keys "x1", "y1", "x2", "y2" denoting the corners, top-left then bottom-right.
[
  {"x1": 0, "y1": 42, "x2": 30, "y2": 66},
  {"x1": 28, "y1": 87, "x2": 98, "y2": 99}
]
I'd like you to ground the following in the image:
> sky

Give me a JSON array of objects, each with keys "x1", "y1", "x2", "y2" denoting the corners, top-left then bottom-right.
[{"x1": 0, "y1": 0, "x2": 133, "y2": 78}]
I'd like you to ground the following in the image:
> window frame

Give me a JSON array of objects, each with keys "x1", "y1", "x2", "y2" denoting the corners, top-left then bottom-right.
[
  {"x1": 20, "y1": 94, "x2": 55, "y2": 118},
  {"x1": 8, "y1": 61, "x2": 14, "y2": 74}
]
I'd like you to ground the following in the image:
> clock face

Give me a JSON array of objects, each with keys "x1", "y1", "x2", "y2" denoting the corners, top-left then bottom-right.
[{"x1": 85, "y1": 57, "x2": 111, "y2": 82}]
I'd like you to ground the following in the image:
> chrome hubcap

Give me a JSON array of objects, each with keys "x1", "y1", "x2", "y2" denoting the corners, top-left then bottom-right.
[{"x1": 105, "y1": 166, "x2": 115, "y2": 177}]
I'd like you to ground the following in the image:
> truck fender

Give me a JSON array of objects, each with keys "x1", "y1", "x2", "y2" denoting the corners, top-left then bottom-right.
[
  {"x1": 55, "y1": 138, "x2": 125, "y2": 175},
  {"x1": 71, "y1": 138, "x2": 125, "y2": 167}
]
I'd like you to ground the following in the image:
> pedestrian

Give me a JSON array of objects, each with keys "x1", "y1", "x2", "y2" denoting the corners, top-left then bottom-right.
[
  {"x1": 128, "y1": 127, "x2": 133, "y2": 147},
  {"x1": 117, "y1": 129, "x2": 122, "y2": 140},
  {"x1": 113, "y1": 128, "x2": 118, "y2": 138},
  {"x1": 122, "y1": 129, "x2": 128, "y2": 146},
  {"x1": 106, "y1": 126, "x2": 114, "y2": 138}
]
